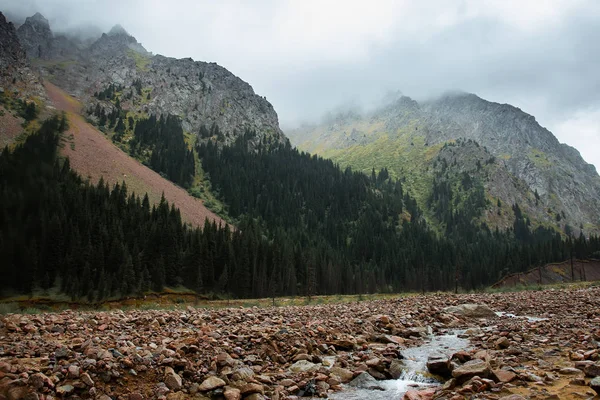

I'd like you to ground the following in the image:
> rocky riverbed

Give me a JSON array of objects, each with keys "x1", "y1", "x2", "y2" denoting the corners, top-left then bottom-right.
[{"x1": 1, "y1": 286, "x2": 600, "y2": 400}]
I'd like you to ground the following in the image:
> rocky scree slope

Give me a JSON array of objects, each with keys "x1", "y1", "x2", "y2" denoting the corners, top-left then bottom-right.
[
  {"x1": 288, "y1": 93, "x2": 600, "y2": 235},
  {"x1": 14, "y1": 13, "x2": 286, "y2": 147}
]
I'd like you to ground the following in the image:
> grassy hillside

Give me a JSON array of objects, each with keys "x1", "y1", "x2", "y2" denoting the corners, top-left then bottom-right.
[
  {"x1": 44, "y1": 81, "x2": 224, "y2": 228},
  {"x1": 289, "y1": 122, "x2": 553, "y2": 233}
]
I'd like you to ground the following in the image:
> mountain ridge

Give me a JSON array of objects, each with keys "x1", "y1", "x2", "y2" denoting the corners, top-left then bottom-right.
[
  {"x1": 12, "y1": 12, "x2": 286, "y2": 147},
  {"x1": 288, "y1": 92, "x2": 600, "y2": 235}
]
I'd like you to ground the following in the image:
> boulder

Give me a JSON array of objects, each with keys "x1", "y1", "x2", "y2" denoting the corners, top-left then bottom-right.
[
  {"x1": 347, "y1": 372, "x2": 384, "y2": 390},
  {"x1": 443, "y1": 304, "x2": 496, "y2": 318},
  {"x1": 289, "y1": 360, "x2": 318, "y2": 373},
  {"x1": 451, "y1": 359, "x2": 491, "y2": 382},
  {"x1": 584, "y1": 362, "x2": 600, "y2": 377},
  {"x1": 240, "y1": 383, "x2": 263, "y2": 395},
  {"x1": 224, "y1": 386, "x2": 241, "y2": 400},
  {"x1": 329, "y1": 366, "x2": 353, "y2": 383},
  {"x1": 426, "y1": 354, "x2": 451, "y2": 377},
  {"x1": 388, "y1": 359, "x2": 405, "y2": 379},
  {"x1": 164, "y1": 367, "x2": 182, "y2": 391},
  {"x1": 495, "y1": 337, "x2": 510, "y2": 349},
  {"x1": 198, "y1": 376, "x2": 226, "y2": 391},
  {"x1": 492, "y1": 369, "x2": 516, "y2": 383}
]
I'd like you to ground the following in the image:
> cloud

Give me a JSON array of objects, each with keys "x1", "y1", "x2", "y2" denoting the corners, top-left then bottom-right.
[{"x1": 1, "y1": 0, "x2": 599, "y2": 169}]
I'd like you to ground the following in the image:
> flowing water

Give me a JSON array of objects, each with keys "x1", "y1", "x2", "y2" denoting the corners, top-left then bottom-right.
[
  {"x1": 330, "y1": 331, "x2": 470, "y2": 399},
  {"x1": 494, "y1": 311, "x2": 547, "y2": 322}
]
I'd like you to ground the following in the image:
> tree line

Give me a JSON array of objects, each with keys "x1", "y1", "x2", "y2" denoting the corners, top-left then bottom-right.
[{"x1": 2, "y1": 118, "x2": 599, "y2": 301}]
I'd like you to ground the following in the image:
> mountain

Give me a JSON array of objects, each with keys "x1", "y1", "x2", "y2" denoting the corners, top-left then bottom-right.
[
  {"x1": 0, "y1": 12, "x2": 45, "y2": 95},
  {"x1": 14, "y1": 14, "x2": 285, "y2": 147},
  {"x1": 288, "y1": 93, "x2": 600, "y2": 235}
]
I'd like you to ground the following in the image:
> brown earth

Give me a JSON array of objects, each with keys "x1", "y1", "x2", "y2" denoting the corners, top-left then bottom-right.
[
  {"x1": 1, "y1": 287, "x2": 600, "y2": 399},
  {"x1": 43, "y1": 81, "x2": 224, "y2": 228},
  {"x1": 492, "y1": 259, "x2": 600, "y2": 288}
]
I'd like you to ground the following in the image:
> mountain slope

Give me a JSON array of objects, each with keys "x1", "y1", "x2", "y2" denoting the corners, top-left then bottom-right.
[
  {"x1": 15, "y1": 14, "x2": 285, "y2": 147},
  {"x1": 288, "y1": 93, "x2": 600, "y2": 235},
  {"x1": 0, "y1": 12, "x2": 47, "y2": 146},
  {"x1": 45, "y1": 81, "x2": 224, "y2": 227}
]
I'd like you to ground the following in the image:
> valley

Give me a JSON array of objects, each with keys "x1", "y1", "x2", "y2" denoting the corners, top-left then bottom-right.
[
  {"x1": 1, "y1": 286, "x2": 600, "y2": 399},
  {"x1": 1, "y1": 5, "x2": 600, "y2": 400}
]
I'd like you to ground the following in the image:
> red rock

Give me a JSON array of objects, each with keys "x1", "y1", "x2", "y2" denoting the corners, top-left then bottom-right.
[
  {"x1": 240, "y1": 383, "x2": 263, "y2": 395},
  {"x1": 493, "y1": 369, "x2": 516, "y2": 383},
  {"x1": 403, "y1": 388, "x2": 435, "y2": 400}
]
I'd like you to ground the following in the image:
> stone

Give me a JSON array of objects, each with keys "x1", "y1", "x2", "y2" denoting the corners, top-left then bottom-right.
[
  {"x1": 584, "y1": 362, "x2": 600, "y2": 377},
  {"x1": 129, "y1": 394, "x2": 144, "y2": 400},
  {"x1": 426, "y1": 354, "x2": 451, "y2": 377},
  {"x1": 329, "y1": 338, "x2": 356, "y2": 350},
  {"x1": 224, "y1": 386, "x2": 241, "y2": 400},
  {"x1": 231, "y1": 366, "x2": 254, "y2": 381},
  {"x1": 292, "y1": 353, "x2": 311, "y2": 362},
  {"x1": 198, "y1": 376, "x2": 226, "y2": 391},
  {"x1": 329, "y1": 367, "x2": 354, "y2": 383},
  {"x1": 54, "y1": 347, "x2": 69, "y2": 359},
  {"x1": 164, "y1": 367, "x2": 182, "y2": 391},
  {"x1": 591, "y1": 376, "x2": 600, "y2": 395},
  {"x1": 28, "y1": 373, "x2": 53, "y2": 389},
  {"x1": 388, "y1": 359, "x2": 405, "y2": 379},
  {"x1": 493, "y1": 369, "x2": 516, "y2": 383},
  {"x1": 6, "y1": 387, "x2": 31, "y2": 400},
  {"x1": 559, "y1": 367, "x2": 582, "y2": 375},
  {"x1": 56, "y1": 385, "x2": 75, "y2": 395},
  {"x1": 495, "y1": 337, "x2": 510, "y2": 349},
  {"x1": 452, "y1": 359, "x2": 491, "y2": 382},
  {"x1": 240, "y1": 383, "x2": 263, "y2": 395},
  {"x1": 403, "y1": 388, "x2": 436, "y2": 400},
  {"x1": 81, "y1": 372, "x2": 94, "y2": 386},
  {"x1": 67, "y1": 365, "x2": 80, "y2": 378},
  {"x1": 347, "y1": 372, "x2": 384, "y2": 390},
  {"x1": 288, "y1": 360, "x2": 318, "y2": 373},
  {"x1": 499, "y1": 395, "x2": 527, "y2": 400},
  {"x1": 216, "y1": 352, "x2": 235, "y2": 367},
  {"x1": 443, "y1": 304, "x2": 496, "y2": 318}
]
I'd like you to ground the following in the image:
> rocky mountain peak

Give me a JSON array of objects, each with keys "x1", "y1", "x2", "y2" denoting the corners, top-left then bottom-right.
[
  {"x1": 108, "y1": 24, "x2": 129, "y2": 37},
  {"x1": 90, "y1": 26, "x2": 149, "y2": 57},
  {"x1": 28, "y1": 12, "x2": 50, "y2": 26},
  {"x1": 17, "y1": 12, "x2": 54, "y2": 59}
]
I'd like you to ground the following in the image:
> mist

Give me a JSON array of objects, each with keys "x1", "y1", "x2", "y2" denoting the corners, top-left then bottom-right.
[{"x1": 1, "y1": 0, "x2": 599, "y2": 170}]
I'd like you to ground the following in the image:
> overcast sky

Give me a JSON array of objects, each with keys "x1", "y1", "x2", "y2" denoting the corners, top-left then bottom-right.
[{"x1": 2, "y1": 0, "x2": 599, "y2": 170}]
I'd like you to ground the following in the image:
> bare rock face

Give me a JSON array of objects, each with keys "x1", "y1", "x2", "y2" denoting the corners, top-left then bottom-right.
[
  {"x1": 15, "y1": 13, "x2": 287, "y2": 148},
  {"x1": 16, "y1": 13, "x2": 53, "y2": 59},
  {"x1": 0, "y1": 12, "x2": 46, "y2": 98}
]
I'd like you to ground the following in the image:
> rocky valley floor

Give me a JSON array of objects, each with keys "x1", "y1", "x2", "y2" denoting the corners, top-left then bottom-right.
[{"x1": 1, "y1": 286, "x2": 600, "y2": 400}]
